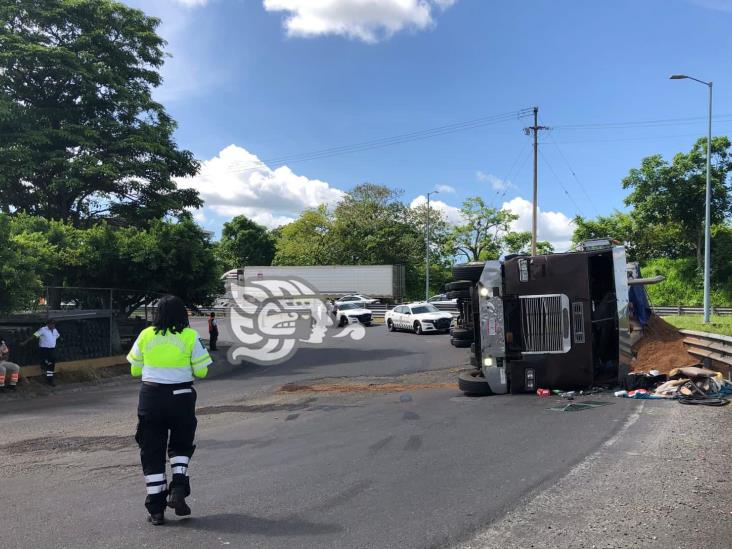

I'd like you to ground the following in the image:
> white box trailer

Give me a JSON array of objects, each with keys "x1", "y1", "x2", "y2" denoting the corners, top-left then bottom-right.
[{"x1": 224, "y1": 265, "x2": 406, "y2": 301}]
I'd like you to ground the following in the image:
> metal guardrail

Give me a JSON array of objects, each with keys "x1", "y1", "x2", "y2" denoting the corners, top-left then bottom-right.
[
  {"x1": 195, "y1": 303, "x2": 460, "y2": 320},
  {"x1": 654, "y1": 306, "x2": 732, "y2": 316},
  {"x1": 680, "y1": 330, "x2": 732, "y2": 375}
]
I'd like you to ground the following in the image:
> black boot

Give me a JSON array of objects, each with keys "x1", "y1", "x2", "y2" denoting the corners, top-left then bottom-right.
[
  {"x1": 147, "y1": 513, "x2": 165, "y2": 526},
  {"x1": 168, "y1": 474, "x2": 192, "y2": 516}
]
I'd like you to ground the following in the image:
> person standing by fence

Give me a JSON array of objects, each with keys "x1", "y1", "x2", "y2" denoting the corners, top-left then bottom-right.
[
  {"x1": 207, "y1": 312, "x2": 219, "y2": 351},
  {"x1": 127, "y1": 295, "x2": 212, "y2": 525},
  {"x1": 22, "y1": 319, "x2": 60, "y2": 386}
]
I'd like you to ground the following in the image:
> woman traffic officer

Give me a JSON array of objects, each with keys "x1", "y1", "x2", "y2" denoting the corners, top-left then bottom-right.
[{"x1": 127, "y1": 295, "x2": 212, "y2": 525}]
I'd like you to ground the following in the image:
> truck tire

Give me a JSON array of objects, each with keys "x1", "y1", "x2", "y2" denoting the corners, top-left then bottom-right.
[
  {"x1": 451, "y1": 328, "x2": 473, "y2": 341},
  {"x1": 458, "y1": 369, "x2": 492, "y2": 396},
  {"x1": 445, "y1": 280, "x2": 472, "y2": 291},
  {"x1": 452, "y1": 262, "x2": 484, "y2": 282},
  {"x1": 447, "y1": 290, "x2": 470, "y2": 300},
  {"x1": 451, "y1": 338, "x2": 472, "y2": 348}
]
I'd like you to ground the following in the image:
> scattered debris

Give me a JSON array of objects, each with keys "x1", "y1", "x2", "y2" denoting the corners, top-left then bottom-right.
[
  {"x1": 279, "y1": 382, "x2": 456, "y2": 394},
  {"x1": 549, "y1": 401, "x2": 614, "y2": 412}
]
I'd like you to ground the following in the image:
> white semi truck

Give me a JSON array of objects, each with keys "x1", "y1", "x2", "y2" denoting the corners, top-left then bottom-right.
[{"x1": 223, "y1": 264, "x2": 406, "y2": 302}]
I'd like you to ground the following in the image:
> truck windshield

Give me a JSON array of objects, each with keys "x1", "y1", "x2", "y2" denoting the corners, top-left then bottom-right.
[{"x1": 411, "y1": 304, "x2": 440, "y2": 314}]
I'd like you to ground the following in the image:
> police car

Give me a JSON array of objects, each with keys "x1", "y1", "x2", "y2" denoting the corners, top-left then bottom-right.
[{"x1": 385, "y1": 302, "x2": 453, "y2": 334}]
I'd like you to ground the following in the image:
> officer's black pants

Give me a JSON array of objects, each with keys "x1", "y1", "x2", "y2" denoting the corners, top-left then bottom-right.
[
  {"x1": 209, "y1": 329, "x2": 218, "y2": 351},
  {"x1": 39, "y1": 348, "x2": 56, "y2": 379},
  {"x1": 135, "y1": 383, "x2": 197, "y2": 515}
]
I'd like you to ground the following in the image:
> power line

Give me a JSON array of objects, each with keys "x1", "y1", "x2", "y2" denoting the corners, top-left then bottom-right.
[
  {"x1": 538, "y1": 148, "x2": 585, "y2": 218},
  {"x1": 548, "y1": 133, "x2": 599, "y2": 216},
  {"x1": 552, "y1": 113, "x2": 732, "y2": 131},
  {"x1": 219, "y1": 108, "x2": 535, "y2": 175}
]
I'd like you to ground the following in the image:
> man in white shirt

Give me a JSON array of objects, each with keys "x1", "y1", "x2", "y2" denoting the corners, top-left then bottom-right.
[{"x1": 23, "y1": 319, "x2": 60, "y2": 386}]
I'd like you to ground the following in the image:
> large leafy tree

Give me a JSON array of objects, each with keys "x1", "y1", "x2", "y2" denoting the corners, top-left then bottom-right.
[
  {"x1": 0, "y1": 214, "x2": 44, "y2": 312},
  {"x1": 8, "y1": 214, "x2": 222, "y2": 313},
  {"x1": 0, "y1": 0, "x2": 201, "y2": 225},
  {"x1": 273, "y1": 205, "x2": 337, "y2": 266},
  {"x1": 622, "y1": 136, "x2": 732, "y2": 267},
  {"x1": 503, "y1": 231, "x2": 554, "y2": 256},
  {"x1": 572, "y1": 211, "x2": 692, "y2": 262},
  {"x1": 217, "y1": 215, "x2": 276, "y2": 269},
  {"x1": 447, "y1": 197, "x2": 517, "y2": 261}
]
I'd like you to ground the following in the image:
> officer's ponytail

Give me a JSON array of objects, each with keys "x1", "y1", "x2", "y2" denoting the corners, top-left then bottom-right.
[{"x1": 153, "y1": 295, "x2": 189, "y2": 335}]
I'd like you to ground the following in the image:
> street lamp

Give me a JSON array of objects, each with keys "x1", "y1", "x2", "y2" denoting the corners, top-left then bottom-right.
[
  {"x1": 425, "y1": 190, "x2": 439, "y2": 301},
  {"x1": 670, "y1": 74, "x2": 713, "y2": 323}
]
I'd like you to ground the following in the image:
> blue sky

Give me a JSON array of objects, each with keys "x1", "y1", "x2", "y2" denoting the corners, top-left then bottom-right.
[{"x1": 129, "y1": 0, "x2": 732, "y2": 250}]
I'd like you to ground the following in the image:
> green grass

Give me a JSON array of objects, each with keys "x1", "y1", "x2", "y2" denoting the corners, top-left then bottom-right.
[{"x1": 662, "y1": 314, "x2": 732, "y2": 336}]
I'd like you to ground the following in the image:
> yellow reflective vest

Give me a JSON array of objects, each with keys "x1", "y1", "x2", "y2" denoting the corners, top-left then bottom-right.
[{"x1": 127, "y1": 326, "x2": 212, "y2": 383}]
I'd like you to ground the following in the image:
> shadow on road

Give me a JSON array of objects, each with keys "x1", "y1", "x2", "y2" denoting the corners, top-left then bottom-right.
[{"x1": 169, "y1": 512, "x2": 343, "y2": 536}]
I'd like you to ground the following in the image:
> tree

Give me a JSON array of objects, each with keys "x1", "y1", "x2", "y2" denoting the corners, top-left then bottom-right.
[
  {"x1": 0, "y1": 0, "x2": 201, "y2": 226},
  {"x1": 0, "y1": 214, "x2": 44, "y2": 312},
  {"x1": 447, "y1": 197, "x2": 517, "y2": 261},
  {"x1": 622, "y1": 136, "x2": 732, "y2": 267},
  {"x1": 572, "y1": 212, "x2": 692, "y2": 262},
  {"x1": 8, "y1": 214, "x2": 223, "y2": 313},
  {"x1": 503, "y1": 231, "x2": 554, "y2": 256},
  {"x1": 217, "y1": 215, "x2": 276, "y2": 269},
  {"x1": 273, "y1": 205, "x2": 337, "y2": 265}
]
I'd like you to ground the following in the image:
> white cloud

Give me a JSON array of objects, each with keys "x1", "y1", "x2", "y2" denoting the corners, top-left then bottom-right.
[
  {"x1": 263, "y1": 0, "x2": 457, "y2": 43},
  {"x1": 501, "y1": 196, "x2": 575, "y2": 252},
  {"x1": 410, "y1": 195, "x2": 464, "y2": 225},
  {"x1": 435, "y1": 184, "x2": 455, "y2": 194},
  {"x1": 476, "y1": 171, "x2": 513, "y2": 192},
  {"x1": 177, "y1": 144, "x2": 345, "y2": 229}
]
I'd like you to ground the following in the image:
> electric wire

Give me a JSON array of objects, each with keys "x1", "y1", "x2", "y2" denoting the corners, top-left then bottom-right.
[
  {"x1": 219, "y1": 108, "x2": 534, "y2": 174},
  {"x1": 538, "y1": 149, "x2": 585, "y2": 218},
  {"x1": 548, "y1": 133, "x2": 599, "y2": 216}
]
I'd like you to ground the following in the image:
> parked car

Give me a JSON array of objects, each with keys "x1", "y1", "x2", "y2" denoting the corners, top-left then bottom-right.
[
  {"x1": 334, "y1": 302, "x2": 373, "y2": 327},
  {"x1": 428, "y1": 293, "x2": 458, "y2": 306},
  {"x1": 385, "y1": 302, "x2": 452, "y2": 334},
  {"x1": 336, "y1": 294, "x2": 379, "y2": 306}
]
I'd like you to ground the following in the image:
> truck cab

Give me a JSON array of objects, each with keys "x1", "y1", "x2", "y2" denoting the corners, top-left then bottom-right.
[{"x1": 454, "y1": 241, "x2": 640, "y2": 395}]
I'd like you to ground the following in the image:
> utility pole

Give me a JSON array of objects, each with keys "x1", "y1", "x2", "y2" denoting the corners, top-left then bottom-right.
[
  {"x1": 524, "y1": 107, "x2": 549, "y2": 255},
  {"x1": 425, "y1": 190, "x2": 439, "y2": 301}
]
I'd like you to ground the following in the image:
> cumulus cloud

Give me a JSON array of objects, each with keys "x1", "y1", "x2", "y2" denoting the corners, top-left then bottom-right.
[
  {"x1": 435, "y1": 184, "x2": 456, "y2": 194},
  {"x1": 263, "y1": 0, "x2": 457, "y2": 43},
  {"x1": 476, "y1": 171, "x2": 513, "y2": 192},
  {"x1": 177, "y1": 145, "x2": 345, "y2": 228},
  {"x1": 410, "y1": 195, "x2": 464, "y2": 225},
  {"x1": 501, "y1": 196, "x2": 575, "y2": 252}
]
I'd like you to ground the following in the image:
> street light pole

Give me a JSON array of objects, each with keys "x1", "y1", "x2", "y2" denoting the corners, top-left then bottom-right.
[
  {"x1": 425, "y1": 191, "x2": 439, "y2": 301},
  {"x1": 670, "y1": 74, "x2": 713, "y2": 323}
]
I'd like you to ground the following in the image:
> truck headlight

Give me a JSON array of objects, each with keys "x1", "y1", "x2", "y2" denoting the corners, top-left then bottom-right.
[
  {"x1": 483, "y1": 357, "x2": 493, "y2": 367},
  {"x1": 479, "y1": 287, "x2": 489, "y2": 297}
]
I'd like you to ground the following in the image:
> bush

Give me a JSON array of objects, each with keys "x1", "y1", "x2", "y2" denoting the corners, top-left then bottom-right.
[{"x1": 642, "y1": 257, "x2": 732, "y2": 306}]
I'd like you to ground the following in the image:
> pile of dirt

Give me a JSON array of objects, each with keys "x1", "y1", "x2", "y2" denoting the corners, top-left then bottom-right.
[{"x1": 631, "y1": 315, "x2": 698, "y2": 374}]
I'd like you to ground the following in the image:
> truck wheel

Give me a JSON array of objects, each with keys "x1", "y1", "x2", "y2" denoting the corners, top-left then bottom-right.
[
  {"x1": 458, "y1": 369, "x2": 492, "y2": 396},
  {"x1": 451, "y1": 328, "x2": 473, "y2": 341},
  {"x1": 387, "y1": 320, "x2": 395, "y2": 332},
  {"x1": 414, "y1": 322, "x2": 423, "y2": 335},
  {"x1": 452, "y1": 262, "x2": 484, "y2": 282},
  {"x1": 445, "y1": 280, "x2": 472, "y2": 291},
  {"x1": 451, "y1": 338, "x2": 472, "y2": 348},
  {"x1": 447, "y1": 290, "x2": 470, "y2": 300}
]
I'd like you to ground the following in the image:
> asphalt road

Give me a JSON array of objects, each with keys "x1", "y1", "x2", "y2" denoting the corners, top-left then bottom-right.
[{"x1": 0, "y1": 325, "x2": 664, "y2": 549}]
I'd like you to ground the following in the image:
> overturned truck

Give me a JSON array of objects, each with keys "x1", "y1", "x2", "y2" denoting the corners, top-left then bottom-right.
[{"x1": 449, "y1": 240, "x2": 657, "y2": 395}]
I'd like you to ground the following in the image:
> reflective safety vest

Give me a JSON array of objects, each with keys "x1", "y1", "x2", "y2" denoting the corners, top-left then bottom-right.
[{"x1": 127, "y1": 326, "x2": 212, "y2": 383}]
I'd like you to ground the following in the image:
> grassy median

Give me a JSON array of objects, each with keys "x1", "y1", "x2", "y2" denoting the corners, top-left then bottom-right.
[{"x1": 662, "y1": 314, "x2": 732, "y2": 336}]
